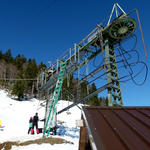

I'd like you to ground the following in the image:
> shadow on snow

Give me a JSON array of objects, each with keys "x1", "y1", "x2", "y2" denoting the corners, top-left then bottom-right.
[{"x1": 57, "y1": 125, "x2": 80, "y2": 138}]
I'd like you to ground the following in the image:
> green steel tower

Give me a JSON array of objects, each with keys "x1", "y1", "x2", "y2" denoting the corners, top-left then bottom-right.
[{"x1": 37, "y1": 3, "x2": 138, "y2": 137}]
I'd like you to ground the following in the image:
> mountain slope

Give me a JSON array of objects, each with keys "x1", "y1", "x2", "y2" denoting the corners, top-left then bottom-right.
[{"x1": 0, "y1": 90, "x2": 81, "y2": 150}]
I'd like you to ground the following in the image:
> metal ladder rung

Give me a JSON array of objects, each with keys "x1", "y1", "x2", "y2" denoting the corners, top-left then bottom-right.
[{"x1": 43, "y1": 62, "x2": 66, "y2": 137}]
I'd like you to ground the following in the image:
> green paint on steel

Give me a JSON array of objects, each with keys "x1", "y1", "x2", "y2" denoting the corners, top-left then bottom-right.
[
  {"x1": 43, "y1": 61, "x2": 67, "y2": 137},
  {"x1": 109, "y1": 17, "x2": 136, "y2": 40},
  {"x1": 40, "y1": 16, "x2": 137, "y2": 121},
  {"x1": 105, "y1": 39, "x2": 123, "y2": 106}
]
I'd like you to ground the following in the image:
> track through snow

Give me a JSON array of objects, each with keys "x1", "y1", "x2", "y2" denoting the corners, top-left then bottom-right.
[{"x1": 0, "y1": 90, "x2": 81, "y2": 150}]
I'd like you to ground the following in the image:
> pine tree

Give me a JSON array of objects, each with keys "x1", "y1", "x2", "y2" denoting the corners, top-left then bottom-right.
[
  {"x1": 12, "y1": 70, "x2": 25, "y2": 100},
  {"x1": 38, "y1": 62, "x2": 47, "y2": 72},
  {"x1": 3, "y1": 49, "x2": 13, "y2": 63},
  {"x1": 25, "y1": 59, "x2": 38, "y2": 94},
  {"x1": 14, "y1": 54, "x2": 26, "y2": 70},
  {"x1": 0, "y1": 50, "x2": 3, "y2": 60},
  {"x1": 61, "y1": 77, "x2": 68, "y2": 100},
  {"x1": 89, "y1": 83, "x2": 99, "y2": 106},
  {"x1": 80, "y1": 81, "x2": 88, "y2": 98},
  {"x1": 99, "y1": 97, "x2": 109, "y2": 106},
  {"x1": 79, "y1": 81, "x2": 89, "y2": 104},
  {"x1": 62, "y1": 74, "x2": 74, "y2": 101},
  {"x1": 25, "y1": 59, "x2": 38, "y2": 78}
]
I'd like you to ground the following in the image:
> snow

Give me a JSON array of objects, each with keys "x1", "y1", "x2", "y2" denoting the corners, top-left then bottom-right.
[{"x1": 0, "y1": 90, "x2": 82, "y2": 150}]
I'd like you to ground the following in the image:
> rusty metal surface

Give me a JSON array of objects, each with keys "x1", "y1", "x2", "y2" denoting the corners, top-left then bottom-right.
[{"x1": 82, "y1": 107, "x2": 150, "y2": 150}]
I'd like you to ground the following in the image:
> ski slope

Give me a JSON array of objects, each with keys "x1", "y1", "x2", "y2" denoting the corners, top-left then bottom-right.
[{"x1": 0, "y1": 90, "x2": 82, "y2": 150}]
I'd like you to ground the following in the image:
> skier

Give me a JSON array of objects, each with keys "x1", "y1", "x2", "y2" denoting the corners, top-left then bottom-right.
[
  {"x1": 31, "y1": 112, "x2": 39, "y2": 134},
  {"x1": 28, "y1": 117, "x2": 33, "y2": 134}
]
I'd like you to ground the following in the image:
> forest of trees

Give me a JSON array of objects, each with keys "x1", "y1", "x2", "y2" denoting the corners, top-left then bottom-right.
[
  {"x1": 0, "y1": 49, "x2": 46, "y2": 99},
  {"x1": 0, "y1": 49, "x2": 108, "y2": 106}
]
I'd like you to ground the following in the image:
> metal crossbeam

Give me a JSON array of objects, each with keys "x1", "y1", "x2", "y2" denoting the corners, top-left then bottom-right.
[{"x1": 58, "y1": 83, "x2": 113, "y2": 114}]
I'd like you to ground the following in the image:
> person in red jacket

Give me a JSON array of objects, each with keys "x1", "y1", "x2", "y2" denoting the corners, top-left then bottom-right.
[{"x1": 31, "y1": 113, "x2": 39, "y2": 134}]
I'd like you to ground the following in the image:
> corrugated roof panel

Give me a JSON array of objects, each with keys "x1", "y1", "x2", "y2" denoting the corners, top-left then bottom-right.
[{"x1": 83, "y1": 107, "x2": 150, "y2": 150}]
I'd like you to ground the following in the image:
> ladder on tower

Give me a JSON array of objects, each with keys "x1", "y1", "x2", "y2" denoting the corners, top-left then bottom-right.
[{"x1": 43, "y1": 61, "x2": 67, "y2": 137}]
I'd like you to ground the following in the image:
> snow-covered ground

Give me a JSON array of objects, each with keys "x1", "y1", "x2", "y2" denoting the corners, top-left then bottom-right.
[{"x1": 0, "y1": 90, "x2": 82, "y2": 150}]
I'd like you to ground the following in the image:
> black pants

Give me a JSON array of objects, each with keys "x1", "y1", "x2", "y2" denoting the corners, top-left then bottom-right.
[
  {"x1": 28, "y1": 127, "x2": 32, "y2": 134},
  {"x1": 32, "y1": 123, "x2": 38, "y2": 129},
  {"x1": 52, "y1": 126, "x2": 57, "y2": 135}
]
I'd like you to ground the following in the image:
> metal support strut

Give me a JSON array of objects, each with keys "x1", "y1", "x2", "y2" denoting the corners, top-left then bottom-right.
[{"x1": 105, "y1": 39, "x2": 123, "y2": 106}]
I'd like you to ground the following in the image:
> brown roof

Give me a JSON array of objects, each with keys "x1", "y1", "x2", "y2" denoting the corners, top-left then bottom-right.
[{"x1": 82, "y1": 106, "x2": 150, "y2": 150}]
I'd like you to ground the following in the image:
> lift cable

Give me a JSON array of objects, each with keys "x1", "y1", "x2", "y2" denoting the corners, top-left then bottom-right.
[{"x1": 0, "y1": 78, "x2": 37, "y2": 81}]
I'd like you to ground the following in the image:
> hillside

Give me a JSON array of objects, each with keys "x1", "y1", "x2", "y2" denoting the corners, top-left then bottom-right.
[
  {"x1": 0, "y1": 89, "x2": 81, "y2": 150},
  {"x1": 0, "y1": 49, "x2": 46, "y2": 99}
]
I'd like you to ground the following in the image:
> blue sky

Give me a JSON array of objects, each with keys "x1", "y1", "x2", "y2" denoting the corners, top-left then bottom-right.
[{"x1": 0, "y1": 0, "x2": 149, "y2": 106}]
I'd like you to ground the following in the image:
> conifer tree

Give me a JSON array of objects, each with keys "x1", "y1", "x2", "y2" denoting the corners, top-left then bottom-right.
[
  {"x1": 25, "y1": 59, "x2": 38, "y2": 79},
  {"x1": 89, "y1": 83, "x2": 99, "y2": 106},
  {"x1": 25, "y1": 59, "x2": 38, "y2": 94},
  {"x1": 12, "y1": 70, "x2": 25, "y2": 100},
  {"x1": 3, "y1": 49, "x2": 13, "y2": 63},
  {"x1": 62, "y1": 74, "x2": 74, "y2": 101},
  {"x1": 14, "y1": 54, "x2": 26, "y2": 70},
  {"x1": 80, "y1": 81, "x2": 88, "y2": 98},
  {"x1": 38, "y1": 62, "x2": 47, "y2": 72},
  {"x1": 0, "y1": 50, "x2": 3, "y2": 60}
]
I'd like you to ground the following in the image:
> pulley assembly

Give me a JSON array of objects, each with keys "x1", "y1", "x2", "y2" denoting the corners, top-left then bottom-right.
[{"x1": 109, "y1": 17, "x2": 136, "y2": 40}]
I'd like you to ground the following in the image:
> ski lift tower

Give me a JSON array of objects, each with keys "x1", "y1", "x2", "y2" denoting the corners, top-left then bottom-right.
[
  {"x1": 37, "y1": 3, "x2": 138, "y2": 137},
  {"x1": 103, "y1": 3, "x2": 136, "y2": 106}
]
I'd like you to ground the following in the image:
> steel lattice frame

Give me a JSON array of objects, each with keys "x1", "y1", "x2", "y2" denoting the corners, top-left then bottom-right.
[{"x1": 37, "y1": 5, "x2": 137, "y2": 132}]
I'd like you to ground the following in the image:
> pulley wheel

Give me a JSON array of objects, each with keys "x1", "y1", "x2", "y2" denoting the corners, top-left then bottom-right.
[{"x1": 109, "y1": 17, "x2": 136, "y2": 40}]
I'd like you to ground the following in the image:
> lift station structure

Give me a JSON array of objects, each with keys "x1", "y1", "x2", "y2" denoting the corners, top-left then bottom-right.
[{"x1": 37, "y1": 3, "x2": 146, "y2": 137}]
